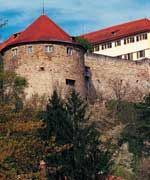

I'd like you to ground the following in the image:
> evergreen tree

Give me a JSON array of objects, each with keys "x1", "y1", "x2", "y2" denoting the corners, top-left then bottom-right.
[
  {"x1": 44, "y1": 90, "x2": 112, "y2": 180},
  {"x1": 42, "y1": 90, "x2": 70, "y2": 143}
]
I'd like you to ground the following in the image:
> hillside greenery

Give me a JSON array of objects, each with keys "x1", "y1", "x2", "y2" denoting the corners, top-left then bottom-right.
[{"x1": 0, "y1": 54, "x2": 149, "y2": 179}]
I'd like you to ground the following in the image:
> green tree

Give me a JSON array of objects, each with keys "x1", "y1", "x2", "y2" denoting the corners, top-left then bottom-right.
[
  {"x1": 75, "y1": 37, "x2": 93, "y2": 52},
  {"x1": 40, "y1": 90, "x2": 70, "y2": 143},
  {"x1": 43, "y1": 90, "x2": 112, "y2": 179}
]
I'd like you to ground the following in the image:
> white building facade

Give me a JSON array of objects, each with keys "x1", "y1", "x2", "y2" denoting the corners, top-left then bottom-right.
[{"x1": 82, "y1": 18, "x2": 150, "y2": 61}]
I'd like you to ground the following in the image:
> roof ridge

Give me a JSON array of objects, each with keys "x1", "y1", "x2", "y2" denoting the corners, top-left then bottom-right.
[{"x1": 81, "y1": 18, "x2": 150, "y2": 37}]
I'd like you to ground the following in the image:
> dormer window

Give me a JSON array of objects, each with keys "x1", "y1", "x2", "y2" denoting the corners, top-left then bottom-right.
[
  {"x1": 45, "y1": 45, "x2": 53, "y2": 53},
  {"x1": 12, "y1": 48, "x2": 18, "y2": 56},
  {"x1": 111, "y1": 30, "x2": 119, "y2": 35},
  {"x1": 28, "y1": 46, "x2": 33, "y2": 53},
  {"x1": 67, "y1": 47, "x2": 73, "y2": 55},
  {"x1": 13, "y1": 32, "x2": 20, "y2": 38}
]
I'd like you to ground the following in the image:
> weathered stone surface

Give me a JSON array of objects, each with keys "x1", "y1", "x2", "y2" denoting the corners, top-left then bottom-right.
[
  {"x1": 2, "y1": 43, "x2": 150, "y2": 102},
  {"x1": 85, "y1": 53, "x2": 150, "y2": 101},
  {"x1": 3, "y1": 43, "x2": 86, "y2": 99}
]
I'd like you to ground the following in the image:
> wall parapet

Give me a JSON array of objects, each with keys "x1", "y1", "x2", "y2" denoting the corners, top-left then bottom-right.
[{"x1": 85, "y1": 52, "x2": 150, "y2": 66}]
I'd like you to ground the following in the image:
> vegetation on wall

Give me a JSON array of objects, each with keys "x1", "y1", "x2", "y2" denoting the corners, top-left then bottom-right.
[{"x1": 75, "y1": 37, "x2": 93, "y2": 52}]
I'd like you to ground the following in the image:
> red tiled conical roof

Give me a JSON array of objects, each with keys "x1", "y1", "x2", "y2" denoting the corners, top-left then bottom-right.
[{"x1": 0, "y1": 15, "x2": 72, "y2": 51}]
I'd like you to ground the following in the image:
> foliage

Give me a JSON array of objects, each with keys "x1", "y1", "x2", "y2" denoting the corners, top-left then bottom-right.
[
  {"x1": 106, "y1": 99, "x2": 136, "y2": 124},
  {"x1": 112, "y1": 164, "x2": 135, "y2": 180},
  {"x1": 120, "y1": 94, "x2": 150, "y2": 157},
  {"x1": 75, "y1": 37, "x2": 93, "y2": 52},
  {"x1": 0, "y1": 56, "x2": 45, "y2": 179},
  {"x1": 41, "y1": 90, "x2": 113, "y2": 179},
  {"x1": 106, "y1": 94, "x2": 150, "y2": 179}
]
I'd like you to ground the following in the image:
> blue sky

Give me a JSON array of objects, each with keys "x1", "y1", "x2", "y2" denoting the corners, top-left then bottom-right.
[{"x1": 0, "y1": 0, "x2": 150, "y2": 41}]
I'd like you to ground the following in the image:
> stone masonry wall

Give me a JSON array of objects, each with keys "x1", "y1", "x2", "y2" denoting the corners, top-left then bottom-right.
[
  {"x1": 3, "y1": 43, "x2": 86, "y2": 99},
  {"x1": 85, "y1": 53, "x2": 150, "y2": 101}
]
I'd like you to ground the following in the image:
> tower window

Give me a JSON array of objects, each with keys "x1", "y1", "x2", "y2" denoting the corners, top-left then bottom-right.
[
  {"x1": 66, "y1": 79, "x2": 75, "y2": 86},
  {"x1": 28, "y1": 46, "x2": 33, "y2": 53},
  {"x1": 12, "y1": 48, "x2": 18, "y2": 56},
  {"x1": 45, "y1": 45, "x2": 53, "y2": 53},
  {"x1": 67, "y1": 47, "x2": 73, "y2": 55}
]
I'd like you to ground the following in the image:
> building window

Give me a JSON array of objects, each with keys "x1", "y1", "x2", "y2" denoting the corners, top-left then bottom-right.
[
  {"x1": 101, "y1": 44, "x2": 105, "y2": 50},
  {"x1": 124, "y1": 36, "x2": 135, "y2": 44},
  {"x1": 107, "y1": 42, "x2": 112, "y2": 48},
  {"x1": 101, "y1": 42, "x2": 112, "y2": 50},
  {"x1": 124, "y1": 53, "x2": 133, "y2": 60},
  {"x1": 130, "y1": 36, "x2": 135, "y2": 43},
  {"x1": 94, "y1": 45, "x2": 99, "y2": 51},
  {"x1": 115, "y1": 40, "x2": 121, "y2": 47},
  {"x1": 45, "y1": 45, "x2": 53, "y2": 53},
  {"x1": 28, "y1": 46, "x2": 33, "y2": 53},
  {"x1": 12, "y1": 48, "x2": 18, "y2": 56},
  {"x1": 136, "y1": 33, "x2": 147, "y2": 42},
  {"x1": 137, "y1": 50, "x2": 145, "y2": 59},
  {"x1": 66, "y1": 79, "x2": 75, "y2": 86},
  {"x1": 67, "y1": 47, "x2": 73, "y2": 55},
  {"x1": 136, "y1": 36, "x2": 139, "y2": 41},
  {"x1": 143, "y1": 33, "x2": 147, "y2": 40}
]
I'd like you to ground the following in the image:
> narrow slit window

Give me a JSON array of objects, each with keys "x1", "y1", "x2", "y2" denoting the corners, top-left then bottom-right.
[
  {"x1": 12, "y1": 48, "x2": 18, "y2": 56},
  {"x1": 28, "y1": 46, "x2": 33, "y2": 53}
]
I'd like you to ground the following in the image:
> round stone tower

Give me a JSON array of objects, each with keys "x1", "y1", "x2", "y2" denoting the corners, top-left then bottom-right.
[{"x1": 0, "y1": 15, "x2": 86, "y2": 98}]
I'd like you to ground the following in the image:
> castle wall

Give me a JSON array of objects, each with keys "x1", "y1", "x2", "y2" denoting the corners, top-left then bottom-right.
[
  {"x1": 85, "y1": 53, "x2": 150, "y2": 101},
  {"x1": 3, "y1": 43, "x2": 86, "y2": 98}
]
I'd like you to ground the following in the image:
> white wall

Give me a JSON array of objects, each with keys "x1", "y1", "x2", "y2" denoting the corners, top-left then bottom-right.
[{"x1": 93, "y1": 32, "x2": 150, "y2": 60}]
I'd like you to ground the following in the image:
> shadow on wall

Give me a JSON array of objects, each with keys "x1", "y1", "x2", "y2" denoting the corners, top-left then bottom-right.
[{"x1": 85, "y1": 66, "x2": 100, "y2": 104}]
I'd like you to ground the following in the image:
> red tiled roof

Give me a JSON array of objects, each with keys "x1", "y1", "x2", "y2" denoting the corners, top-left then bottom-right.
[
  {"x1": 0, "y1": 15, "x2": 72, "y2": 51},
  {"x1": 81, "y1": 18, "x2": 150, "y2": 44},
  {"x1": 0, "y1": 34, "x2": 17, "y2": 51}
]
